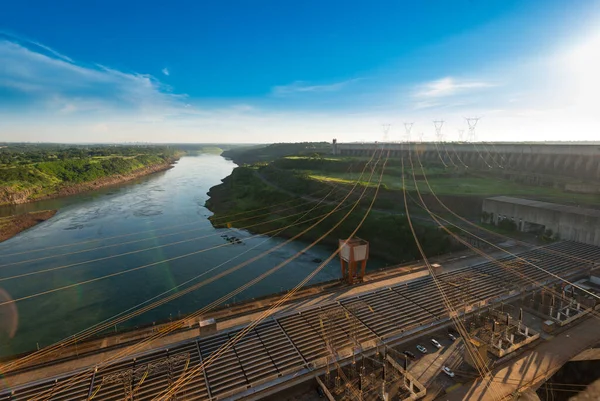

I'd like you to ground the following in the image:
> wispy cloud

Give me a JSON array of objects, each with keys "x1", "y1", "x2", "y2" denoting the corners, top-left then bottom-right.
[
  {"x1": 271, "y1": 78, "x2": 359, "y2": 96},
  {"x1": 0, "y1": 31, "x2": 73, "y2": 62},
  {"x1": 414, "y1": 77, "x2": 495, "y2": 98},
  {"x1": 0, "y1": 36, "x2": 181, "y2": 118},
  {"x1": 162, "y1": 67, "x2": 170, "y2": 76}
]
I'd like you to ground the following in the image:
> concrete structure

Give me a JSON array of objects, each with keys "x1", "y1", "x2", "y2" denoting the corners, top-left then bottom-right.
[
  {"x1": 316, "y1": 350, "x2": 426, "y2": 401},
  {"x1": 339, "y1": 237, "x2": 369, "y2": 285},
  {"x1": 333, "y1": 141, "x2": 600, "y2": 180},
  {"x1": 482, "y1": 309, "x2": 540, "y2": 358},
  {"x1": 482, "y1": 196, "x2": 600, "y2": 246},
  {"x1": 2, "y1": 242, "x2": 599, "y2": 401},
  {"x1": 199, "y1": 318, "x2": 217, "y2": 335},
  {"x1": 463, "y1": 338, "x2": 489, "y2": 370},
  {"x1": 446, "y1": 316, "x2": 600, "y2": 401}
]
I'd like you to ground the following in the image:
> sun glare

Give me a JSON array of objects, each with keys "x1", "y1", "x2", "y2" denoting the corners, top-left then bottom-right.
[{"x1": 565, "y1": 31, "x2": 600, "y2": 109}]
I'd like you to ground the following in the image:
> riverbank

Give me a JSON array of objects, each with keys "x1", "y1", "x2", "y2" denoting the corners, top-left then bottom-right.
[
  {"x1": 0, "y1": 158, "x2": 177, "y2": 206},
  {"x1": 0, "y1": 209, "x2": 57, "y2": 243},
  {"x1": 205, "y1": 165, "x2": 455, "y2": 263}
]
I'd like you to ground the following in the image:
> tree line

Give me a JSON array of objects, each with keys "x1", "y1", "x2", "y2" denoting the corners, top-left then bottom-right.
[{"x1": 0, "y1": 145, "x2": 175, "y2": 186}]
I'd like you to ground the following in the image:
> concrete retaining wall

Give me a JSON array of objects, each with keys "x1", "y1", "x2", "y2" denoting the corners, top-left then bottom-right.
[{"x1": 482, "y1": 198, "x2": 600, "y2": 247}]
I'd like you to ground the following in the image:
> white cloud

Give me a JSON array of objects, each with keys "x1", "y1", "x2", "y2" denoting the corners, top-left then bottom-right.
[
  {"x1": 59, "y1": 103, "x2": 77, "y2": 114},
  {"x1": 0, "y1": 38, "x2": 182, "y2": 118},
  {"x1": 414, "y1": 77, "x2": 495, "y2": 98},
  {"x1": 272, "y1": 79, "x2": 358, "y2": 96},
  {"x1": 162, "y1": 67, "x2": 169, "y2": 76},
  {"x1": 0, "y1": 34, "x2": 598, "y2": 144}
]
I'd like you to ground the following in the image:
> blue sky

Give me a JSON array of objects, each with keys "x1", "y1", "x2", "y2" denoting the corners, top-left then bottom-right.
[{"x1": 1, "y1": 0, "x2": 599, "y2": 143}]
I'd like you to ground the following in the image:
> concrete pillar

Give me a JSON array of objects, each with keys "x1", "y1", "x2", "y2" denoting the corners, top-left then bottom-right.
[
  {"x1": 382, "y1": 384, "x2": 389, "y2": 401},
  {"x1": 563, "y1": 156, "x2": 571, "y2": 173},
  {"x1": 543, "y1": 154, "x2": 552, "y2": 171},
  {"x1": 574, "y1": 156, "x2": 583, "y2": 174},
  {"x1": 532, "y1": 154, "x2": 542, "y2": 170},
  {"x1": 553, "y1": 155, "x2": 563, "y2": 172},
  {"x1": 523, "y1": 154, "x2": 533, "y2": 169},
  {"x1": 584, "y1": 156, "x2": 596, "y2": 178},
  {"x1": 525, "y1": 327, "x2": 529, "y2": 337}
]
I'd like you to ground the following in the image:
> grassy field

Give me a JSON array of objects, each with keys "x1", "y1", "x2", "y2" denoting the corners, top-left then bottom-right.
[
  {"x1": 206, "y1": 166, "x2": 455, "y2": 262},
  {"x1": 307, "y1": 171, "x2": 600, "y2": 205}
]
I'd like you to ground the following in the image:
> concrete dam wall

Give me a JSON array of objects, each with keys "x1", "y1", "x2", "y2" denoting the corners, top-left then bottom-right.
[{"x1": 333, "y1": 142, "x2": 600, "y2": 180}]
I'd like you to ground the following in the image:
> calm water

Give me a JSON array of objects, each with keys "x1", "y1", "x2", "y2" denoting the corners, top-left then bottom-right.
[{"x1": 0, "y1": 154, "x2": 383, "y2": 356}]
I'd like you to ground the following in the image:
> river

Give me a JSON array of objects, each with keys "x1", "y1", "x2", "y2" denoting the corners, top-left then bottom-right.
[{"x1": 0, "y1": 154, "x2": 384, "y2": 356}]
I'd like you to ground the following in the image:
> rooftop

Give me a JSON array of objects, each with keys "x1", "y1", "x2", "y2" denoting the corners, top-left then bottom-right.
[{"x1": 486, "y1": 196, "x2": 600, "y2": 219}]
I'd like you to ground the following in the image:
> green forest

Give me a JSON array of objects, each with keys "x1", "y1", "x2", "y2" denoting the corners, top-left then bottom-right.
[{"x1": 0, "y1": 144, "x2": 178, "y2": 204}]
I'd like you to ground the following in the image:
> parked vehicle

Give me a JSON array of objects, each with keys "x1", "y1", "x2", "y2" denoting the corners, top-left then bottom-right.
[
  {"x1": 403, "y1": 350, "x2": 416, "y2": 359},
  {"x1": 431, "y1": 338, "x2": 442, "y2": 349},
  {"x1": 442, "y1": 366, "x2": 455, "y2": 377},
  {"x1": 448, "y1": 333, "x2": 457, "y2": 341},
  {"x1": 416, "y1": 344, "x2": 427, "y2": 353}
]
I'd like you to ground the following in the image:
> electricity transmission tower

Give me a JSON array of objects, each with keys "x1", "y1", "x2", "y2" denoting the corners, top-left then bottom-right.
[
  {"x1": 433, "y1": 120, "x2": 445, "y2": 142},
  {"x1": 382, "y1": 124, "x2": 391, "y2": 142},
  {"x1": 403, "y1": 123, "x2": 413, "y2": 142},
  {"x1": 458, "y1": 129, "x2": 465, "y2": 142},
  {"x1": 466, "y1": 117, "x2": 480, "y2": 142}
]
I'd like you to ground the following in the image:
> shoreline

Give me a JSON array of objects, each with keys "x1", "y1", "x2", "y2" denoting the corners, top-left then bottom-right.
[
  {"x1": 0, "y1": 158, "x2": 178, "y2": 207},
  {"x1": 0, "y1": 158, "x2": 178, "y2": 242},
  {"x1": 0, "y1": 210, "x2": 58, "y2": 243}
]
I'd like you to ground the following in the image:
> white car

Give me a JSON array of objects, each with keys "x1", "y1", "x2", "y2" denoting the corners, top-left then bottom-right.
[
  {"x1": 431, "y1": 338, "x2": 442, "y2": 349},
  {"x1": 416, "y1": 344, "x2": 428, "y2": 354},
  {"x1": 442, "y1": 366, "x2": 455, "y2": 377},
  {"x1": 448, "y1": 333, "x2": 457, "y2": 341}
]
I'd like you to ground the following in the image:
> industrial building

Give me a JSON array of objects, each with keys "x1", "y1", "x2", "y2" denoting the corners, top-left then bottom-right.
[{"x1": 482, "y1": 196, "x2": 600, "y2": 247}]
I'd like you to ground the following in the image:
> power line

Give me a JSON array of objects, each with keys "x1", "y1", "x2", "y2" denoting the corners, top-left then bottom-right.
[
  {"x1": 154, "y1": 147, "x2": 391, "y2": 400},
  {"x1": 28, "y1": 146, "x2": 389, "y2": 401}
]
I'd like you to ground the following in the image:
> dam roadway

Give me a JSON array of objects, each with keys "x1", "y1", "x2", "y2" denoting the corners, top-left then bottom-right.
[{"x1": 2, "y1": 241, "x2": 600, "y2": 400}]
